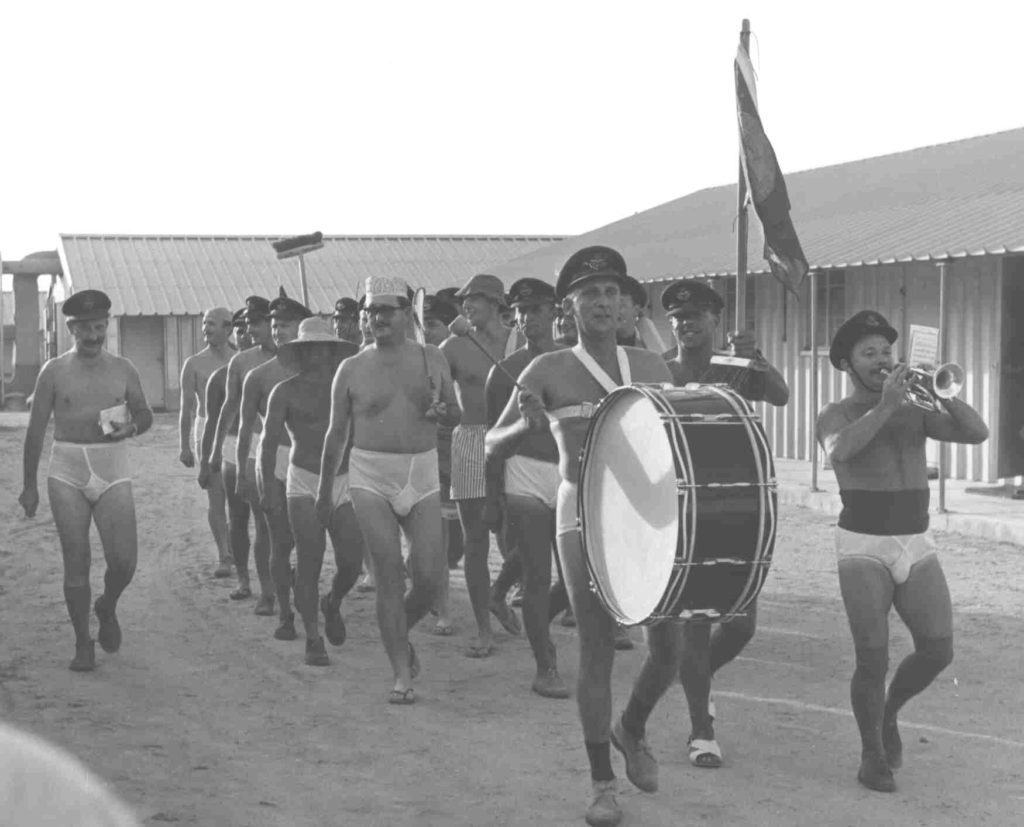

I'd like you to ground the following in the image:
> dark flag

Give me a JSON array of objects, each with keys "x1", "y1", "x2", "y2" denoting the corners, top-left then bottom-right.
[{"x1": 735, "y1": 46, "x2": 809, "y2": 297}]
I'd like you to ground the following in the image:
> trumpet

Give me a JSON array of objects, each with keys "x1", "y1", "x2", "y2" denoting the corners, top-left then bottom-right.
[{"x1": 882, "y1": 363, "x2": 965, "y2": 411}]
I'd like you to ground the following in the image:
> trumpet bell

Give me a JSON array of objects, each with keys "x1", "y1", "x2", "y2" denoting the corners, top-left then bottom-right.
[{"x1": 932, "y1": 362, "x2": 964, "y2": 399}]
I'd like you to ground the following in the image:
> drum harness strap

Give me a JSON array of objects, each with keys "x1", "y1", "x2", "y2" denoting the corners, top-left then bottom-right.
[{"x1": 571, "y1": 344, "x2": 631, "y2": 394}]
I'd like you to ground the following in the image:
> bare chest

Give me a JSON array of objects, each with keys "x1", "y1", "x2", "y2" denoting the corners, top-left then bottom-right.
[
  {"x1": 352, "y1": 362, "x2": 431, "y2": 417},
  {"x1": 52, "y1": 364, "x2": 127, "y2": 427}
]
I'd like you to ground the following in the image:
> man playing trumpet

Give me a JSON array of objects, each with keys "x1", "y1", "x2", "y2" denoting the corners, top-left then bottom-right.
[{"x1": 816, "y1": 311, "x2": 988, "y2": 793}]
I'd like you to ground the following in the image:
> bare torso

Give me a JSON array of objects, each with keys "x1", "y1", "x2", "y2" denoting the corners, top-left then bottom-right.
[
  {"x1": 347, "y1": 342, "x2": 448, "y2": 453},
  {"x1": 442, "y1": 328, "x2": 511, "y2": 425},
  {"x1": 247, "y1": 358, "x2": 296, "y2": 447},
  {"x1": 487, "y1": 347, "x2": 559, "y2": 463},
  {"x1": 525, "y1": 346, "x2": 672, "y2": 483},
  {"x1": 205, "y1": 366, "x2": 232, "y2": 436},
  {"x1": 45, "y1": 352, "x2": 137, "y2": 444},
  {"x1": 182, "y1": 346, "x2": 232, "y2": 418},
  {"x1": 224, "y1": 346, "x2": 275, "y2": 436},
  {"x1": 822, "y1": 398, "x2": 929, "y2": 491},
  {"x1": 283, "y1": 377, "x2": 335, "y2": 472}
]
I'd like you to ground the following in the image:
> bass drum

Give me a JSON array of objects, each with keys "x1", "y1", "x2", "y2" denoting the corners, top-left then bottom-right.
[{"x1": 577, "y1": 383, "x2": 776, "y2": 625}]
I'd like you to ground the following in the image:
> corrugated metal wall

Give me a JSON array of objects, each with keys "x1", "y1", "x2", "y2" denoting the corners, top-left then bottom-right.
[
  {"x1": 753, "y1": 259, "x2": 1000, "y2": 482},
  {"x1": 165, "y1": 315, "x2": 204, "y2": 412},
  {"x1": 644, "y1": 258, "x2": 1003, "y2": 482}
]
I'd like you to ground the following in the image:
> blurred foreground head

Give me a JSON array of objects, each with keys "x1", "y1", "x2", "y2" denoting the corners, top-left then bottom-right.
[{"x1": 0, "y1": 722, "x2": 139, "y2": 826}]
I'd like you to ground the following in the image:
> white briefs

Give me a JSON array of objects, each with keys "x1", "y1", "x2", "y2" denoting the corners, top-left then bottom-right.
[
  {"x1": 48, "y1": 441, "x2": 132, "y2": 505},
  {"x1": 504, "y1": 454, "x2": 560, "y2": 511},
  {"x1": 286, "y1": 464, "x2": 351, "y2": 511},
  {"x1": 835, "y1": 528, "x2": 937, "y2": 585}
]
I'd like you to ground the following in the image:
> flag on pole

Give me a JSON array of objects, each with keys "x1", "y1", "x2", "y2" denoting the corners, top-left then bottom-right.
[{"x1": 735, "y1": 46, "x2": 809, "y2": 297}]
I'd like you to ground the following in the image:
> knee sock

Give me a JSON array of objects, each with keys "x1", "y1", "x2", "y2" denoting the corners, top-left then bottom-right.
[
  {"x1": 64, "y1": 584, "x2": 92, "y2": 645},
  {"x1": 850, "y1": 646, "x2": 889, "y2": 757},
  {"x1": 101, "y1": 563, "x2": 134, "y2": 609},
  {"x1": 585, "y1": 741, "x2": 614, "y2": 782},
  {"x1": 885, "y1": 636, "x2": 953, "y2": 719},
  {"x1": 709, "y1": 618, "x2": 754, "y2": 675},
  {"x1": 330, "y1": 559, "x2": 361, "y2": 604},
  {"x1": 548, "y1": 579, "x2": 570, "y2": 622},
  {"x1": 230, "y1": 520, "x2": 251, "y2": 575},
  {"x1": 620, "y1": 696, "x2": 654, "y2": 740}
]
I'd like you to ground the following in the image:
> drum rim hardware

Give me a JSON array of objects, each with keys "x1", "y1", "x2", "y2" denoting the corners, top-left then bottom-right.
[
  {"x1": 577, "y1": 382, "x2": 777, "y2": 626},
  {"x1": 676, "y1": 480, "x2": 778, "y2": 490}
]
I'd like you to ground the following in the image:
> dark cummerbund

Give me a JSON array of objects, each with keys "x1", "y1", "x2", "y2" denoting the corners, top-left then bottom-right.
[{"x1": 838, "y1": 489, "x2": 930, "y2": 535}]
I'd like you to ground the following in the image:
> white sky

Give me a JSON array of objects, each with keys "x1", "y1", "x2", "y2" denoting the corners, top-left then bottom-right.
[{"x1": 2, "y1": 0, "x2": 1021, "y2": 262}]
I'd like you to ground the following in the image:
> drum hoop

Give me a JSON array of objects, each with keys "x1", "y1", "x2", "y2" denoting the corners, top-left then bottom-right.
[
  {"x1": 699, "y1": 385, "x2": 778, "y2": 613},
  {"x1": 578, "y1": 383, "x2": 687, "y2": 625},
  {"x1": 577, "y1": 385, "x2": 633, "y2": 623},
  {"x1": 646, "y1": 386, "x2": 695, "y2": 618}
]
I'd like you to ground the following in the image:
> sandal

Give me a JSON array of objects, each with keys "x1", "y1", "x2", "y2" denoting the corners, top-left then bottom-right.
[
  {"x1": 688, "y1": 738, "x2": 722, "y2": 769},
  {"x1": 432, "y1": 621, "x2": 454, "y2": 636},
  {"x1": 388, "y1": 687, "x2": 416, "y2": 705}
]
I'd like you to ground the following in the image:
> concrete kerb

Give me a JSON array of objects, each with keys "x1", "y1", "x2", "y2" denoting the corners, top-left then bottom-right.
[{"x1": 774, "y1": 457, "x2": 1024, "y2": 549}]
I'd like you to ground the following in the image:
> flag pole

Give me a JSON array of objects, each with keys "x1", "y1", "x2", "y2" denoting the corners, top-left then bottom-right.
[
  {"x1": 937, "y1": 260, "x2": 949, "y2": 513},
  {"x1": 735, "y1": 18, "x2": 751, "y2": 333},
  {"x1": 809, "y1": 269, "x2": 820, "y2": 491}
]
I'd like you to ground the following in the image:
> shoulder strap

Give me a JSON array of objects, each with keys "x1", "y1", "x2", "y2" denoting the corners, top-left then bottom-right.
[{"x1": 571, "y1": 344, "x2": 631, "y2": 394}]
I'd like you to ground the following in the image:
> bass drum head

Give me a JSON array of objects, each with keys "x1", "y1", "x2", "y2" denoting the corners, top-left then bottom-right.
[{"x1": 580, "y1": 387, "x2": 679, "y2": 625}]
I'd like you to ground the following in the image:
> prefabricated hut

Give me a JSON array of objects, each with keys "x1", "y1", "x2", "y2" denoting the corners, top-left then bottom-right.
[
  {"x1": 492, "y1": 128, "x2": 1024, "y2": 483},
  {"x1": 56, "y1": 234, "x2": 562, "y2": 411}
]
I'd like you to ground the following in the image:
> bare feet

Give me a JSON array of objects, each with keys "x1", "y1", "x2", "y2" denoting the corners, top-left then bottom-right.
[
  {"x1": 69, "y1": 640, "x2": 96, "y2": 672},
  {"x1": 464, "y1": 638, "x2": 495, "y2": 658},
  {"x1": 882, "y1": 716, "x2": 903, "y2": 770},
  {"x1": 94, "y1": 597, "x2": 122, "y2": 654}
]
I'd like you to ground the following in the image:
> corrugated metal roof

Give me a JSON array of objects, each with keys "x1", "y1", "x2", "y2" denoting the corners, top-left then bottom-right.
[
  {"x1": 491, "y1": 127, "x2": 1024, "y2": 284},
  {"x1": 58, "y1": 235, "x2": 564, "y2": 316}
]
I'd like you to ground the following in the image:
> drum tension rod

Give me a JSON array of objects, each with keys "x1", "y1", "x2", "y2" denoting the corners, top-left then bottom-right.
[
  {"x1": 648, "y1": 610, "x2": 751, "y2": 622},
  {"x1": 672, "y1": 558, "x2": 773, "y2": 569},
  {"x1": 675, "y1": 480, "x2": 778, "y2": 490},
  {"x1": 659, "y1": 413, "x2": 758, "y2": 422}
]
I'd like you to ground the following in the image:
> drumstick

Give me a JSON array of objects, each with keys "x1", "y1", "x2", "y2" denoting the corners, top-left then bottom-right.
[{"x1": 449, "y1": 316, "x2": 525, "y2": 391}]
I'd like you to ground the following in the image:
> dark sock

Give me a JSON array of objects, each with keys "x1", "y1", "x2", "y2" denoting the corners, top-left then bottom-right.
[
  {"x1": 585, "y1": 741, "x2": 614, "y2": 782},
  {"x1": 885, "y1": 637, "x2": 953, "y2": 716},
  {"x1": 331, "y1": 562, "x2": 360, "y2": 604},
  {"x1": 850, "y1": 646, "x2": 888, "y2": 758},
  {"x1": 102, "y1": 563, "x2": 134, "y2": 608},
  {"x1": 548, "y1": 579, "x2": 570, "y2": 622},
  {"x1": 621, "y1": 696, "x2": 653, "y2": 739}
]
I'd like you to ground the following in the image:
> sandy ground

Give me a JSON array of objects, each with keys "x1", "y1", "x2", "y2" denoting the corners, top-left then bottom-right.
[{"x1": 2, "y1": 414, "x2": 1023, "y2": 826}]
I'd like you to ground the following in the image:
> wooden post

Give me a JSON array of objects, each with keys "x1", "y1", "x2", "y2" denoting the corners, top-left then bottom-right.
[
  {"x1": 809, "y1": 269, "x2": 820, "y2": 491},
  {"x1": 937, "y1": 260, "x2": 948, "y2": 513},
  {"x1": 735, "y1": 18, "x2": 751, "y2": 333}
]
